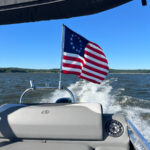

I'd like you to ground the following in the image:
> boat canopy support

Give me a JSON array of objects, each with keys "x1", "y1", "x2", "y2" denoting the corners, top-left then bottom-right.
[{"x1": 0, "y1": 0, "x2": 132, "y2": 25}]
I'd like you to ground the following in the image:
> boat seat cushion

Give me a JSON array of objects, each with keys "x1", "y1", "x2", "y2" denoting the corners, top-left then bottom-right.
[{"x1": 0, "y1": 103, "x2": 103, "y2": 140}]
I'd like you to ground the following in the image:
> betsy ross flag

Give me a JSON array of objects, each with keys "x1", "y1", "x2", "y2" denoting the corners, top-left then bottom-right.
[{"x1": 62, "y1": 25, "x2": 109, "y2": 84}]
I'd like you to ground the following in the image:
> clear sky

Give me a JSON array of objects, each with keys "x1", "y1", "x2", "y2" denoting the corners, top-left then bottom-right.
[{"x1": 0, "y1": 0, "x2": 149, "y2": 69}]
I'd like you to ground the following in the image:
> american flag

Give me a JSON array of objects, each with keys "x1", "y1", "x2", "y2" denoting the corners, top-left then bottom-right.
[{"x1": 62, "y1": 25, "x2": 109, "y2": 84}]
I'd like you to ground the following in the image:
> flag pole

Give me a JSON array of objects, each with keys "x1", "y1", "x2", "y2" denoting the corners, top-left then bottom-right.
[{"x1": 59, "y1": 24, "x2": 65, "y2": 89}]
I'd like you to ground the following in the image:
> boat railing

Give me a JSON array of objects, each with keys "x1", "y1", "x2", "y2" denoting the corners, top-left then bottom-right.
[
  {"x1": 127, "y1": 119, "x2": 150, "y2": 150},
  {"x1": 19, "y1": 80, "x2": 75, "y2": 104}
]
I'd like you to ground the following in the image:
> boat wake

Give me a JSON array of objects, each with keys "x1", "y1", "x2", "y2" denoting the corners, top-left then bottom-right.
[{"x1": 41, "y1": 78, "x2": 150, "y2": 146}]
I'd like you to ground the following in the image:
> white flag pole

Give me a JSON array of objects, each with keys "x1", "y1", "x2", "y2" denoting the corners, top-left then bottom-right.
[{"x1": 58, "y1": 24, "x2": 65, "y2": 89}]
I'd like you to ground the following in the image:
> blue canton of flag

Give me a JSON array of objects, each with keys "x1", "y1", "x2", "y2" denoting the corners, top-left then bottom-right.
[
  {"x1": 63, "y1": 26, "x2": 88, "y2": 57},
  {"x1": 62, "y1": 25, "x2": 109, "y2": 84}
]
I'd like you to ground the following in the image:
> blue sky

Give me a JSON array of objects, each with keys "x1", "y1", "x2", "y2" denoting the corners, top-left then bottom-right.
[{"x1": 0, "y1": 0, "x2": 149, "y2": 69}]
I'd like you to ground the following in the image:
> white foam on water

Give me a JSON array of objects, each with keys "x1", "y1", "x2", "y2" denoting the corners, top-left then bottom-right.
[
  {"x1": 124, "y1": 107, "x2": 150, "y2": 142},
  {"x1": 41, "y1": 89, "x2": 68, "y2": 103},
  {"x1": 41, "y1": 78, "x2": 150, "y2": 148}
]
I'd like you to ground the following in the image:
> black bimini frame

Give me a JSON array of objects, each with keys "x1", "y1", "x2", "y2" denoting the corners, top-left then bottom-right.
[{"x1": 0, "y1": 0, "x2": 132, "y2": 25}]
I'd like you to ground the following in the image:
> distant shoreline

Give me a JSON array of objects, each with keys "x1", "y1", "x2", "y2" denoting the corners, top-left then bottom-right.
[
  {"x1": 0, "y1": 68, "x2": 150, "y2": 74},
  {"x1": 110, "y1": 73, "x2": 150, "y2": 74},
  {"x1": 0, "y1": 68, "x2": 59, "y2": 73}
]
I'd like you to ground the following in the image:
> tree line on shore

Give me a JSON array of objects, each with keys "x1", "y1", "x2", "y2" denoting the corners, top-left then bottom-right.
[
  {"x1": 0, "y1": 68, "x2": 59, "y2": 73},
  {"x1": 0, "y1": 67, "x2": 150, "y2": 73}
]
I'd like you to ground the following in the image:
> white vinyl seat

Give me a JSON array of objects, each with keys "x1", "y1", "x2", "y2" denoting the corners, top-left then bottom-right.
[{"x1": 0, "y1": 103, "x2": 103, "y2": 140}]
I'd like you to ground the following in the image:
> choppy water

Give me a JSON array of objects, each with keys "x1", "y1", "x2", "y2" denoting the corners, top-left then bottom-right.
[{"x1": 0, "y1": 73, "x2": 150, "y2": 147}]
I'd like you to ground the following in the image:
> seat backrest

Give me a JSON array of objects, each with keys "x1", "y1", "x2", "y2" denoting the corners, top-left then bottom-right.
[{"x1": 0, "y1": 103, "x2": 103, "y2": 140}]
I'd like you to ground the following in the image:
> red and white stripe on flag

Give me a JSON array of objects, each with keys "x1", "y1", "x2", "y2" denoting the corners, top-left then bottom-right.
[{"x1": 62, "y1": 41, "x2": 109, "y2": 84}]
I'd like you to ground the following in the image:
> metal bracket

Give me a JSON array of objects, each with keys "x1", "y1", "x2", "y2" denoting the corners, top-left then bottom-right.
[
  {"x1": 19, "y1": 80, "x2": 75, "y2": 104},
  {"x1": 142, "y1": 0, "x2": 147, "y2": 6}
]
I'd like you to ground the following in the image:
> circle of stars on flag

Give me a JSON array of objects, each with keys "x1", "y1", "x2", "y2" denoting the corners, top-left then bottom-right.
[{"x1": 70, "y1": 34, "x2": 83, "y2": 54}]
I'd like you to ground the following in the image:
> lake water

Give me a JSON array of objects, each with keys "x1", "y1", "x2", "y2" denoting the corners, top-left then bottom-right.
[{"x1": 0, "y1": 73, "x2": 150, "y2": 145}]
